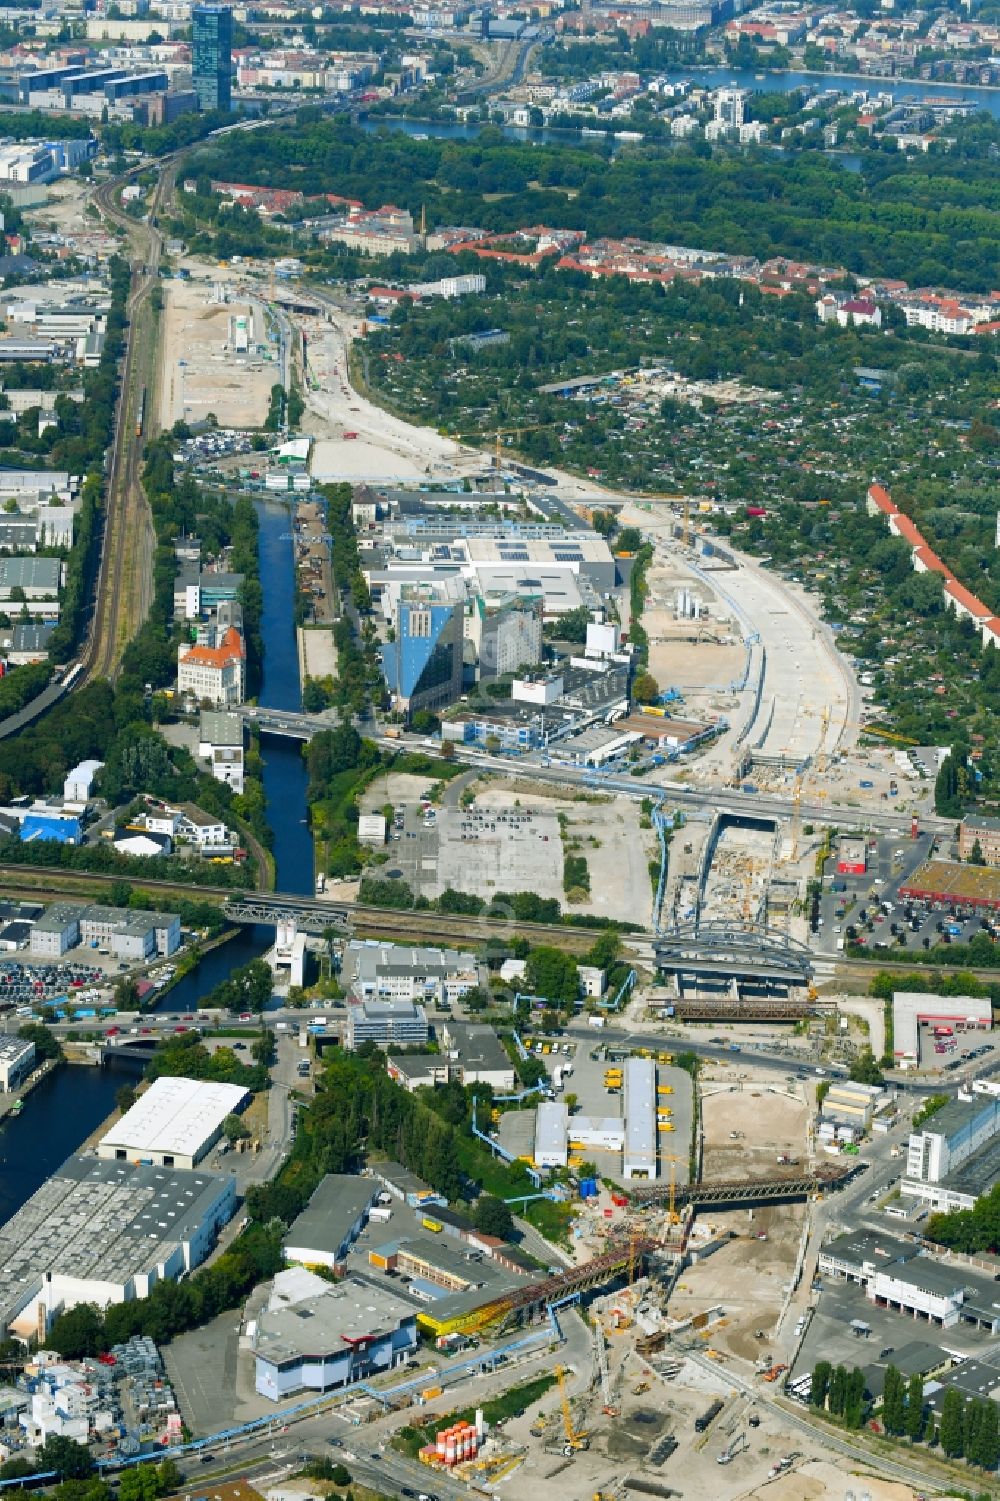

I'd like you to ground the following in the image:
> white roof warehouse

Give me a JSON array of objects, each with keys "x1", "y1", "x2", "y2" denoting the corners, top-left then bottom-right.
[{"x1": 98, "y1": 1076, "x2": 250, "y2": 1170}]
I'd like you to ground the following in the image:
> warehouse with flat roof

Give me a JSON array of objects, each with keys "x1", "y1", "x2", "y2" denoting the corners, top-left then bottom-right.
[
  {"x1": 282, "y1": 1175, "x2": 379, "y2": 1271},
  {"x1": 0, "y1": 1155, "x2": 235, "y2": 1338},
  {"x1": 623, "y1": 1057, "x2": 656, "y2": 1180},
  {"x1": 98, "y1": 1075, "x2": 250, "y2": 1170}
]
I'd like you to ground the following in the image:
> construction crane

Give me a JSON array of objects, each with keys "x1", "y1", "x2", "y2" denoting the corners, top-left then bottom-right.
[
  {"x1": 448, "y1": 422, "x2": 557, "y2": 471},
  {"x1": 661, "y1": 1154, "x2": 683, "y2": 1227},
  {"x1": 555, "y1": 1364, "x2": 590, "y2": 1454}
]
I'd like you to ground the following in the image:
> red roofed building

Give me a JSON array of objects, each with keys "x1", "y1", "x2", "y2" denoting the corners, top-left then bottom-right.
[
  {"x1": 944, "y1": 579, "x2": 992, "y2": 625},
  {"x1": 177, "y1": 627, "x2": 246, "y2": 707},
  {"x1": 866, "y1": 483, "x2": 896, "y2": 517}
]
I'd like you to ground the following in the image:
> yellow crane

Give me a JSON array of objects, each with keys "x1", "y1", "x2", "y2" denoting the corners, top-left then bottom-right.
[
  {"x1": 555, "y1": 1364, "x2": 589, "y2": 1453},
  {"x1": 661, "y1": 1154, "x2": 683, "y2": 1227}
]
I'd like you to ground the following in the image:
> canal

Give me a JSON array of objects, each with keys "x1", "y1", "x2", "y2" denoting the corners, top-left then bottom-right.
[{"x1": 0, "y1": 499, "x2": 313, "y2": 1213}]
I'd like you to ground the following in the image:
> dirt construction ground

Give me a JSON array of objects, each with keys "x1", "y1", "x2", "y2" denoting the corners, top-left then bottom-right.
[
  {"x1": 670, "y1": 1204, "x2": 806, "y2": 1360},
  {"x1": 158, "y1": 278, "x2": 273, "y2": 430},
  {"x1": 701, "y1": 1086, "x2": 808, "y2": 1181}
]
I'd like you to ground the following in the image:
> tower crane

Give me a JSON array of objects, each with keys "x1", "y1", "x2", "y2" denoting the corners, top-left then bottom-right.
[{"x1": 448, "y1": 421, "x2": 558, "y2": 471}]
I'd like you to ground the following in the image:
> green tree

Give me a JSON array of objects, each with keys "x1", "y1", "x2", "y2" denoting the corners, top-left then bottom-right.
[
  {"x1": 974, "y1": 1395, "x2": 1000, "y2": 1469},
  {"x1": 17, "y1": 1021, "x2": 63, "y2": 1061},
  {"x1": 940, "y1": 1387, "x2": 965, "y2": 1457},
  {"x1": 632, "y1": 670, "x2": 660, "y2": 705},
  {"x1": 525, "y1": 947, "x2": 580, "y2": 1009},
  {"x1": 882, "y1": 1364, "x2": 905, "y2": 1435},
  {"x1": 811, "y1": 1360, "x2": 832, "y2": 1411},
  {"x1": 904, "y1": 1371, "x2": 925, "y2": 1441},
  {"x1": 115, "y1": 1084, "x2": 137, "y2": 1114},
  {"x1": 970, "y1": 838, "x2": 986, "y2": 865},
  {"x1": 45, "y1": 1303, "x2": 105, "y2": 1359},
  {"x1": 848, "y1": 1048, "x2": 884, "y2": 1087},
  {"x1": 222, "y1": 1112, "x2": 250, "y2": 1143},
  {"x1": 473, "y1": 1195, "x2": 514, "y2": 1239},
  {"x1": 38, "y1": 1437, "x2": 94, "y2": 1479}
]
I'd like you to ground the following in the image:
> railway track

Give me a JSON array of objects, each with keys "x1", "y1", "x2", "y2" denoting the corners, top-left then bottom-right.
[
  {"x1": 0, "y1": 864, "x2": 614, "y2": 953},
  {"x1": 78, "y1": 165, "x2": 174, "y2": 685}
]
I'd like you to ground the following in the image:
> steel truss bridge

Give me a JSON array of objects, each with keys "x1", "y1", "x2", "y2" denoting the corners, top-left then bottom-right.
[
  {"x1": 222, "y1": 893, "x2": 352, "y2": 933},
  {"x1": 630, "y1": 1162, "x2": 855, "y2": 1209},
  {"x1": 653, "y1": 920, "x2": 814, "y2": 987}
]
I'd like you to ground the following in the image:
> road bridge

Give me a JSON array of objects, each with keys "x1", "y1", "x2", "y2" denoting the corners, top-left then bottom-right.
[{"x1": 235, "y1": 705, "x2": 340, "y2": 741}]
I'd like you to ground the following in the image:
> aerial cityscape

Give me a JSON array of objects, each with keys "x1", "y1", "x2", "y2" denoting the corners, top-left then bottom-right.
[{"x1": 0, "y1": 0, "x2": 997, "y2": 1499}]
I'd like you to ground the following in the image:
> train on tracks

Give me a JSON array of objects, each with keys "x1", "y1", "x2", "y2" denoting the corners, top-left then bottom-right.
[{"x1": 135, "y1": 386, "x2": 146, "y2": 438}]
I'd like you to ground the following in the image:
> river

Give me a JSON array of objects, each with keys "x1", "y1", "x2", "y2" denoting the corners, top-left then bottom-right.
[{"x1": 0, "y1": 499, "x2": 313, "y2": 1214}]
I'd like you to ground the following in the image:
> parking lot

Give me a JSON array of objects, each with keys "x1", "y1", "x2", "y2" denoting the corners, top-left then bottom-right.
[
  {"x1": 0, "y1": 959, "x2": 109, "y2": 1009},
  {"x1": 809, "y1": 830, "x2": 995, "y2": 960}
]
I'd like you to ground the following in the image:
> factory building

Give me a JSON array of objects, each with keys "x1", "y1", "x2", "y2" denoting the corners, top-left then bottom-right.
[
  {"x1": 28, "y1": 901, "x2": 181, "y2": 960},
  {"x1": 623, "y1": 1057, "x2": 657, "y2": 1180},
  {"x1": 253, "y1": 1270, "x2": 418, "y2": 1401},
  {"x1": 98, "y1": 1076, "x2": 250, "y2": 1170},
  {"x1": 821, "y1": 1081, "x2": 885, "y2": 1130},
  {"x1": 0, "y1": 1156, "x2": 236, "y2": 1338},
  {"x1": 282, "y1": 1175, "x2": 379, "y2": 1271},
  {"x1": 0, "y1": 1034, "x2": 34, "y2": 1091}
]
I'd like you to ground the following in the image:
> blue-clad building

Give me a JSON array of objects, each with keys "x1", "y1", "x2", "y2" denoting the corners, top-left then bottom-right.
[
  {"x1": 20, "y1": 813, "x2": 81, "y2": 845},
  {"x1": 254, "y1": 1270, "x2": 417, "y2": 1400},
  {"x1": 380, "y1": 584, "x2": 464, "y2": 717},
  {"x1": 192, "y1": 3, "x2": 232, "y2": 112}
]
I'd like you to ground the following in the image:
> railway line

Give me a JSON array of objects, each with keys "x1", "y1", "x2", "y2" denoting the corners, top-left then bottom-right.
[
  {"x1": 0, "y1": 864, "x2": 611, "y2": 954},
  {"x1": 79, "y1": 168, "x2": 171, "y2": 685}
]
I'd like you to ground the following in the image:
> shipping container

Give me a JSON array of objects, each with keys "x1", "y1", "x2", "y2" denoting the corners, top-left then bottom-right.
[{"x1": 422, "y1": 1217, "x2": 443, "y2": 1233}]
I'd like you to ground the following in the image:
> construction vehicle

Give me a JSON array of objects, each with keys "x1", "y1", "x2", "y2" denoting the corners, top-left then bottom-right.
[
  {"x1": 555, "y1": 1365, "x2": 589, "y2": 1454},
  {"x1": 763, "y1": 1363, "x2": 788, "y2": 1383},
  {"x1": 657, "y1": 1085, "x2": 674, "y2": 1096},
  {"x1": 632, "y1": 1382, "x2": 650, "y2": 1396}
]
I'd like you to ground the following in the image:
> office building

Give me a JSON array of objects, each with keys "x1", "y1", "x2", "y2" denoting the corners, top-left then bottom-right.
[
  {"x1": 177, "y1": 625, "x2": 245, "y2": 707},
  {"x1": 468, "y1": 592, "x2": 543, "y2": 682},
  {"x1": 903, "y1": 1095, "x2": 1000, "y2": 1210},
  {"x1": 192, "y1": 3, "x2": 232, "y2": 112},
  {"x1": 98, "y1": 1076, "x2": 250, "y2": 1170},
  {"x1": 345, "y1": 996, "x2": 429, "y2": 1050},
  {"x1": 959, "y1": 813, "x2": 1000, "y2": 864},
  {"x1": 0, "y1": 1156, "x2": 236, "y2": 1338},
  {"x1": 253, "y1": 1271, "x2": 418, "y2": 1400},
  {"x1": 380, "y1": 584, "x2": 464, "y2": 717},
  {"x1": 282, "y1": 1175, "x2": 379, "y2": 1271},
  {"x1": 0, "y1": 1035, "x2": 34, "y2": 1091},
  {"x1": 198, "y1": 709, "x2": 245, "y2": 793},
  {"x1": 29, "y1": 902, "x2": 85, "y2": 957}
]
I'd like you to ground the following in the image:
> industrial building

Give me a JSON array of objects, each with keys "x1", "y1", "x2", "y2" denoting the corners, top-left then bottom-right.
[
  {"x1": 821, "y1": 1081, "x2": 885, "y2": 1130},
  {"x1": 0, "y1": 1034, "x2": 34, "y2": 1091},
  {"x1": 893, "y1": 991, "x2": 992, "y2": 1070},
  {"x1": 97, "y1": 1076, "x2": 250, "y2": 1170},
  {"x1": 535, "y1": 1101, "x2": 569, "y2": 1168},
  {"x1": 27, "y1": 901, "x2": 181, "y2": 960},
  {"x1": 281, "y1": 1175, "x2": 379, "y2": 1271},
  {"x1": 364, "y1": 1233, "x2": 530, "y2": 1336},
  {"x1": 903, "y1": 1094, "x2": 1000, "y2": 1211},
  {"x1": 0, "y1": 1156, "x2": 236, "y2": 1338},
  {"x1": 344, "y1": 940, "x2": 485, "y2": 1008},
  {"x1": 818, "y1": 1230, "x2": 1000, "y2": 1332},
  {"x1": 623, "y1": 1057, "x2": 657, "y2": 1180},
  {"x1": 345, "y1": 995, "x2": 430, "y2": 1050},
  {"x1": 253, "y1": 1269, "x2": 418, "y2": 1401},
  {"x1": 438, "y1": 1021, "x2": 516, "y2": 1090}
]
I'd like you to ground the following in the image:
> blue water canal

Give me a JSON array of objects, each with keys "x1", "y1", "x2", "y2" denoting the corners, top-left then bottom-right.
[{"x1": 0, "y1": 500, "x2": 313, "y2": 1219}]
